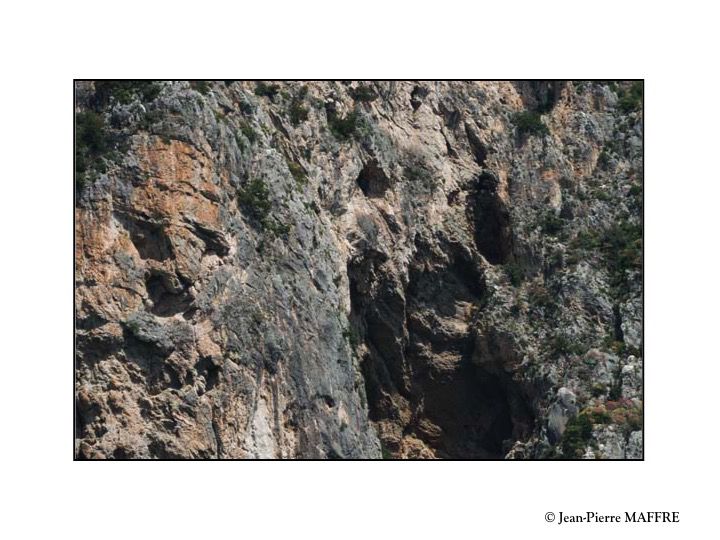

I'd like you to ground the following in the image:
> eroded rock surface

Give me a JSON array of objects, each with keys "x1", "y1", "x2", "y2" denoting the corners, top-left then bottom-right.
[{"x1": 75, "y1": 80, "x2": 643, "y2": 459}]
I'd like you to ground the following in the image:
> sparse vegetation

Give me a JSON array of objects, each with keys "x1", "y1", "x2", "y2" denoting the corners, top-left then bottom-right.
[
  {"x1": 561, "y1": 412, "x2": 593, "y2": 458},
  {"x1": 287, "y1": 160, "x2": 307, "y2": 185},
  {"x1": 93, "y1": 81, "x2": 161, "y2": 106},
  {"x1": 540, "y1": 211, "x2": 564, "y2": 236},
  {"x1": 236, "y1": 120, "x2": 257, "y2": 148},
  {"x1": 237, "y1": 178, "x2": 289, "y2": 236},
  {"x1": 351, "y1": 84, "x2": 378, "y2": 102},
  {"x1": 289, "y1": 99, "x2": 309, "y2": 125},
  {"x1": 513, "y1": 111, "x2": 549, "y2": 137},
  {"x1": 570, "y1": 220, "x2": 642, "y2": 294},
  {"x1": 504, "y1": 261, "x2": 525, "y2": 286},
  {"x1": 254, "y1": 81, "x2": 280, "y2": 99},
  {"x1": 342, "y1": 325, "x2": 360, "y2": 348},
  {"x1": 76, "y1": 111, "x2": 111, "y2": 191},
  {"x1": 551, "y1": 334, "x2": 585, "y2": 356},
  {"x1": 328, "y1": 109, "x2": 362, "y2": 140},
  {"x1": 190, "y1": 80, "x2": 211, "y2": 95},
  {"x1": 617, "y1": 81, "x2": 643, "y2": 113}
]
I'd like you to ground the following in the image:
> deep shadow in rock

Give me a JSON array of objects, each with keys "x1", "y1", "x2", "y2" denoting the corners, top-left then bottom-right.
[{"x1": 468, "y1": 172, "x2": 513, "y2": 265}]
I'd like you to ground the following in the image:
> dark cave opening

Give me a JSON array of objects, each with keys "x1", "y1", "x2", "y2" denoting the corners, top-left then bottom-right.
[
  {"x1": 145, "y1": 273, "x2": 193, "y2": 317},
  {"x1": 127, "y1": 219, "x2": 173, "y2": 261},
  {"x1": 468, "y1": 171, "x2": 513, "y2": 265},
  {"x1": 357, "y1": 160, "x2": 392, "y2": 198},
  {"x1": 350, "y1": 249, "x2": 534, "y2": 459}
]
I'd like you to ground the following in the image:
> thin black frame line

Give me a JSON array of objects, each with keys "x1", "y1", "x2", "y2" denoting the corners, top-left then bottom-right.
[{"x1": 73, "y1": 79, "x2": 645, "y2": 461}]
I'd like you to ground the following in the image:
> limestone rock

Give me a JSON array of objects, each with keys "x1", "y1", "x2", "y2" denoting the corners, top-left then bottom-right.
[{"x1": 75, "y1": 80, "x2": 643, "y2": 459}]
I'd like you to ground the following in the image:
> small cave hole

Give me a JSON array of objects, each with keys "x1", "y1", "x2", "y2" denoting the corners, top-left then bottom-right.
[
  {"x1": 145, "y1": 274, "x2": 193, "y2": 317},
  {"x1": 357, "y1": 160, "x2": 392, "y2": 198}
]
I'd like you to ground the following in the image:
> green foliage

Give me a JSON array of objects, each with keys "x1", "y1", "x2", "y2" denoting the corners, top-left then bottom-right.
[
  {"x1": 617, "y1": 81, "x2": 643, "y2": 113},
  {"x1": 601, "y1": 220, "x2": 643, "y2": 292},
  {"x1": 94, "y1": 81, "x2": 161, "y2": 106},
  {"x1": 190, "y1": 80, "x2": 211, "y2": 95},
  {"x1": 570, "y1": 220, "x2": 642, "y2": 294},
  {"x1": 342, "y1": 325, "x2": 360, "y2": 348},
  {"x1": 236, "y1": 120, "x2": 257, "y2": 148},
  {"x1": 289, "y1": 98, "x2": 309, "y2": 125},
  {"x1": 597, "y1": 147, "x2": 612, "y2": 169},
  {"x1": 403, "y1": 153, "x2": 438, "y2": 193},
  {"x1": 540, "y1": 211, "x2": 564, "y2": 236},
  {"x1": 287, "y1": 160, "x2": 307, "y2": 185},
  {"x1": 328, "y1": 110, "x2": 361, "y2": 140},
  {"x1": 237, "y1": 178, "x2": 289, "y2": 237},
  {"x1": 504, "y1": 261, "x2": 525, "y2": 286},
  {"x1": 351, "y1": 84, "x2": 378, "y2": 102},
  {"x1": 591, "y1": 383, "x2": 607, "y2": 398},
  {"x1": 513, "y1": 111, "x2": 549, "y2": 137},
  {"x1": 551, "y1": 334, "x2": 585, "y2": 356},
  {"x1": 254, "y1": 81, "x2": 280, "y2": 99},
  {"x1": 628, "y1": 184, "x2": 642, "y2": 198},
  {"x1": 561, "y1": 413, "x2": 593, "y2": 458},
  {"x1": 76, "y1": 111, "x2": 111, "y2": 191}
]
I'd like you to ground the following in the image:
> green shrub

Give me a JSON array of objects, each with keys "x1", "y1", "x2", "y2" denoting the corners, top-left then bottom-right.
[
  {"x1": 600, "y1": 220, "x2": 642, "y2": 292},
  {"x1": 289, "y1": 98, "x2": 309, "y2": 125},
  {"x1": 238, "y1": 178, "x2": 272, "y2": 222},
  {"x1": 351, "y1": 85, "x2": 378, "y2": 102},
  {"x1": 254, "y1": 81, "x2": 280, "y2": 99},
  {"x1": 342, "y1": 326, "x2": 360, "y2": 348},
  {"x1": 287, "y1": 160, "x2": 307, "y2": 185},
  {"x1": 560, "y1": 413, "x2": 593, "y2": 458},
  {"x1": 597, "y1": 147, "x2": 612, "y2": 169},
  {"x1": 236, "y1": 120, "x2": 257, "y2": 147},
  {"x1": 328, "y1": 110, "x2": 361, "y2": 140},
  {"x1": 551, "y1": 335, "x2": 585, "y2": 356},
  {"x1": 540, "y1": 212, "x2": 564, "y2": 236},
  {"x1": 190, "y1": 80, "x2": 211, "y2": 95},
  {"x1": 76, "y1": 111, "x2": 111, "y2": 190},
  {"x1": 94, "y1": 81, "x2": 161, "y2": 106},
  {"x1": 513, "y1": 111, "x2": 549, "y2": 137},
  {"x1": 628, "y1": 184, "x2": 642, "y2": 198},
  {"x1": 504, "y1": 261, "x2": 525, "y2": 286},
  {"x1": 590, "y1": 383, "x2": 606, "y2": 398},
  {"x1": 617, "y1": 81, "x2": 643, "y2": 113},
  {"x1": 237, "y1": 178, "x2": 289, "y2": 236}
]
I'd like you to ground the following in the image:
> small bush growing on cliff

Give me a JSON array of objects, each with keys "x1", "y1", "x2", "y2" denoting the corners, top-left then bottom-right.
[
  {"x1": 238, "y1": 178, "x2": 272, "y2": 222},
  {"x1": 287, "y1": 160, "x2": 307, "y2": 185},
  {"x1": 600, "y1": 220, "x2": 642, "y2": 293},
  {"x1": 328, "y1": 110, "x2": 361, "y2": 140},
  {"x1": 540, "y1": 211, "x2": 564, "y2": 236},
  {"x1": 190, "y1": 80, "x2": 211, "y2": 95},
  {"x1": 560, "y1": 412, "x2": 593, "y2": 458},
  {"x1": 76, "y1": 111, "x2": 111, "y2": 191},
  {"x1": 513, "y1": 111, "x2": 549, "y2": 137},
  {"x1": 236, "y1": 119, "x2": 258, "y2": 147},
  {"x1": 289, "y1": 98, "x2": 309, "y2": 125},
  {"x1": 504, "y1": 261, "x2": 525, "y2": 286},
  {"x1": 617, "y1": 81, "x2": 643, "y2": 113},
  {"x1": 350, "y1": 84, "x2": 378, "y2": 102},
  {"x1": 254, "y1": 82, "x2": 280, "y2": 99},
  {"x1": 237, "y1": 178, "x2": 289, "y2": 236},
  {"x1": 94, "y1": 81, "x2": 161, "y2": 106}
]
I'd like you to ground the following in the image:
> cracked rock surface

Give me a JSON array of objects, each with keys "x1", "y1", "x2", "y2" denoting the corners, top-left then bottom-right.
[{"x1": 75, "y1": 80, "x2": 643, "y2": 459}]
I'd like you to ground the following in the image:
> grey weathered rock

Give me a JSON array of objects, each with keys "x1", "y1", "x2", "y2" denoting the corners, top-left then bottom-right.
[
  {"x1": 75, "y1": 80, "x2": 643, "y2": 459},
  {"x1": 547, "y1": 387, "x2": 578, "y2": 444}
]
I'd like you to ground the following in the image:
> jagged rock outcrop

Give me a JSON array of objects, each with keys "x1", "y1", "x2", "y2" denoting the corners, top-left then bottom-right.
[{"x1": 75, "y1": 80, "x2": 643, "y2": 459}]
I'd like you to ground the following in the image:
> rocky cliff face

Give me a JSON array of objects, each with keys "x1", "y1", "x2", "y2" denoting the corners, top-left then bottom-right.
[{"x1": 75, "y1": 80, "x2": 643, "y2": 459}]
